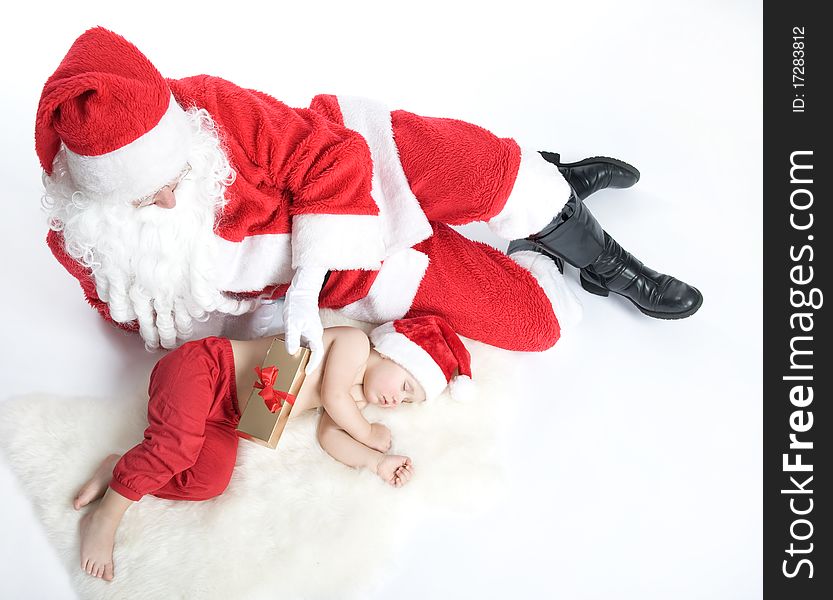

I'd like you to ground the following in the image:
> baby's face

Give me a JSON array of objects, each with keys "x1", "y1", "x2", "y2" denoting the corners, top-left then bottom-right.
[{"x1": 363, "y1": 355, "x2": 426, "y2": 408}]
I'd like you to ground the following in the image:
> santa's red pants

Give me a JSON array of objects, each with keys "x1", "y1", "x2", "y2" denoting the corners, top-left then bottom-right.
[
  {"x1": 318, "y1": 221, "x2": 574, "y2": 352},
  {"x1": 109, "y1": 337, "x2": 239, "y2": 502},
  {"x1": 312, "y1": 108, "x2": 580, "y2": 352}
]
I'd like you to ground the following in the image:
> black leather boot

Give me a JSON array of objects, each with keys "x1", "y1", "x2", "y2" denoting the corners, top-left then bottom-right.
[
  {"x1": 507, "y1": 196, "x2": 703, "y2": 319},
  {"x1": 580, "y1": 233, "x2": 703, "y2": 319},
  {"x1": 507, "y1": 194, "x2": 603, "y2": 274},
  {"x1": 539, "y1": 151, "x2": 640, "y2": 201}
]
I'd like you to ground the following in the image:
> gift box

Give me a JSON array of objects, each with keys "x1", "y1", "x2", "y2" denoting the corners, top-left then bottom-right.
[{"x1": 236, "y1": 336, "x2": 310, "y2": 449}]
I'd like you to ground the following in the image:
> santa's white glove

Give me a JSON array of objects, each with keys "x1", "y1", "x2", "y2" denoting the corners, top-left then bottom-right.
[{"x1": 283, "y1": 266, "x2": 328, "y2": 375}]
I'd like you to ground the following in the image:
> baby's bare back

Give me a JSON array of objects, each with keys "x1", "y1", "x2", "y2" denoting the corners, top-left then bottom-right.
[
  {"x1": 289, "y1": 327, "x2": 370, "y2": 416},
  {"x1": 232, "y1": 327, "x2": 370, "y2": 416}
]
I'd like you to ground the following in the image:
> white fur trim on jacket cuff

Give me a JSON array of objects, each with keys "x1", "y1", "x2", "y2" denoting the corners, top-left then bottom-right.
[
  {"x1": 65, "y1": 96, "x2": 193, "y2": 204},
  {"x1": 369, "y1": 321, "x2": 448, "y2": 402},
  {"x1": 338, "y1": 248, "x2": 429, "y2": 323},
  {"x1": 487, "y1": 147, "x2": 572, "y2": 240},
  {"x1": 291, "y1": 213, "x2": 385, "y2": 270},
  {"x1": 215, "y1": 233, "x2": 293, "y2": 293}
]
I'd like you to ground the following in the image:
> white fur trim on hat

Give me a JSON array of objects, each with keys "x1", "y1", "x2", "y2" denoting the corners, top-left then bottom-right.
[
  {"x1": 291, "y1": 213, "x2": 385, "y2": 270},
  {"x1": 64, "y1": 95, "x2": 193, "y2": 204},
  {"x1": 448, "y1": 374, "x2": 476, "y2": 403},
  {"x1": 369, "y1": 321, "x2": 448, "y2": 402},
  {"x1": 487, "y1": 147, "x2": 572, "y2": 240}
]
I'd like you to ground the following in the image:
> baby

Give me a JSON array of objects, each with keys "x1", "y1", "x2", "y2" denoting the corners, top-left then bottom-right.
[{"x1": 73, "y1": 315, "x2": 472, "y2": 581}]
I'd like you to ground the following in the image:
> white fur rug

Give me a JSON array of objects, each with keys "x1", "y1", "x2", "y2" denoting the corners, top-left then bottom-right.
[{"x1": 0, "y1": 311, "x2": 530, "y2": 600}]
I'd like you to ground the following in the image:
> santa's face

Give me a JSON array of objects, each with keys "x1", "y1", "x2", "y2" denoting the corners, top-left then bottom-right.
[
  {"x1": 132, "y1": 163, "x2": 191, "y2": 209},
  {"x1": 41, "y1": 107, "x2": 256, "y2": 350}
]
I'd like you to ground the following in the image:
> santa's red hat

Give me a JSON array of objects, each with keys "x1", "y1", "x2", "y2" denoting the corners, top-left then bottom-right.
[
  {"x1": 369, "y1": 316, "x2": 474, "y2": 402},
  {"x1": 35, "y1": 27, "x2": 192, "y2": 203}
]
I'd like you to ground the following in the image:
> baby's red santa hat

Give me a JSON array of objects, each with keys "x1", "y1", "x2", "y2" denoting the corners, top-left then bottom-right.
[
  {"x1": 35, "y1": 27, "x2": 192, "y2": 204},
  {"x1": 369, "y1": 315, "x2": 475, "y2": 403}
]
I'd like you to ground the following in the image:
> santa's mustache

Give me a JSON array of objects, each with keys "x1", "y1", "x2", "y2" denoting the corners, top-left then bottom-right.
[{"x1": 41, "y1": 107, "x2": 258, "y2": 350}]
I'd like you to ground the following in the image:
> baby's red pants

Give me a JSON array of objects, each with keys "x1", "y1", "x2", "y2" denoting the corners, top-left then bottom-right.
[{"x1": 109, "y1": 337, "x2": 239, "y2": 502}]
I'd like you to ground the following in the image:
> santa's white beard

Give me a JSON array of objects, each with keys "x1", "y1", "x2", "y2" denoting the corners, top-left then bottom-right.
[{"x1": 42, "y1": 107, "x2": 258, "y2": 351}]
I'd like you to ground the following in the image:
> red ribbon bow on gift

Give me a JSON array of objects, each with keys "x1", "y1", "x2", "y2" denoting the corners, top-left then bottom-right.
[{"x1": 253, "y1": 365, "x2": 296, "y2": 413}]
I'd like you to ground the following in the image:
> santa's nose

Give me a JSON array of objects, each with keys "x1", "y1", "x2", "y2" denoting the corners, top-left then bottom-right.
[{"x1": 153, "y1": 187, "x2": 177, "y2": 209}]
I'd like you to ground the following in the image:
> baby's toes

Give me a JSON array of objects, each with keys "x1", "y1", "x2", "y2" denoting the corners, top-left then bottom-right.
[
  {"x1": 74, "y1": 485, "x2": 96, "y2": 510},
  {"x1": 103, "y1": 562, "x2": 115, "y2": 581},
  {"x1": 74, "y1": 488, "x2": 91, "y2": 510}
]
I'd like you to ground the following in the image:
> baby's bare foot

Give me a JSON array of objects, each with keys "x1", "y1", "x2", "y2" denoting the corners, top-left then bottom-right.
[
  {"x1": 375, "y1": 455, "x2": 414, "y2": 488},
  {"x1": 79, "y1": 508, "x2": 118, "y2": 581},
  {"x1": 74, "y1": 453, "x2": 120, "y2": 510}
]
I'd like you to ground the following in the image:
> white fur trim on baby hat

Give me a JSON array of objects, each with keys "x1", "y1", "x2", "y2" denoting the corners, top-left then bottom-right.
[
  {"x1": 448, "y1": 374, "x2": 476, "y2": 403},
  {"x1": 369, "y1": 321, "x2": 448, "y2": 402}
]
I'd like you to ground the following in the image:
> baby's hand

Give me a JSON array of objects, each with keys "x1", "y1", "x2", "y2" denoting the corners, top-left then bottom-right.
[
  {"x1": 365, "y1": 422, "x2": 392, "y2": 452},
  {"x1": 375, "y1": 455, "x2": 414, "y2": 488}
]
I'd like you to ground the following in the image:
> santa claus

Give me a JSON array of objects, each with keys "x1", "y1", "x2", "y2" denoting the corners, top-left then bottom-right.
[{"x1": 37, "y1": 27, "x2": 701, "y2": 371}]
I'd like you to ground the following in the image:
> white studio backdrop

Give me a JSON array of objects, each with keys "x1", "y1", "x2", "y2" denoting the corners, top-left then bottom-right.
[{"x1": 0, "y1": 1, "x2": 762, "y2": 599}]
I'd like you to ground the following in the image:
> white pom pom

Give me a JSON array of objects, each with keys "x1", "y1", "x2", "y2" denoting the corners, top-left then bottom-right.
[{"x1": 448, "y1": 375, "x2": 476, "y2": 403}]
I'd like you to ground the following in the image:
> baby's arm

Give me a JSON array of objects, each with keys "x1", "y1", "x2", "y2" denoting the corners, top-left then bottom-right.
[
  {"x1": 317, "y1": 410, "x2": 414, "y2": 487},
  {"x1": 317, "y1": 409, "x2": 383, "y2": 472},
  {"x1": 319, "y1": 327, "x2": 380, "y2": 448}
]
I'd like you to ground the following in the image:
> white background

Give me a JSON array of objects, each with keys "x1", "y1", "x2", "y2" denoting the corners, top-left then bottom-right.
[{"x1": 0, "y1": 1, "x2": 762, "y2": 598}]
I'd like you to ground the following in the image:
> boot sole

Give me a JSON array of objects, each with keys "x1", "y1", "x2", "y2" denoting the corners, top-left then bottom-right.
[
  {"x1": 549, "y1": 153, "x2": 641, "y2": 184},
  {"x1": 580, "y1": 275, "x2": 704, "y2": 320}
]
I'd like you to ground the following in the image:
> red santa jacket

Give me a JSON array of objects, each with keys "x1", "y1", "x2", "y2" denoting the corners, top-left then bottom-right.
[{"x1": 47, "y1": 76, "x2": 435, "y2": 330}]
